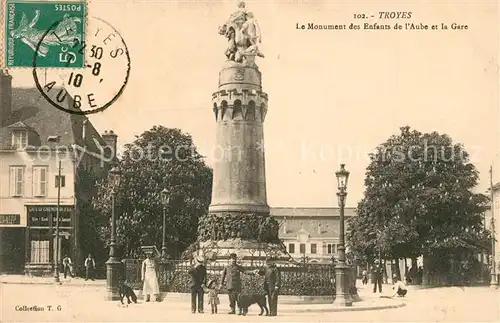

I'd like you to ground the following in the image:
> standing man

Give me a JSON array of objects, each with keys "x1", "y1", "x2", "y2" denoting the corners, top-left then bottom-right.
[
  {"x1": 84, "y1": 253, "x2": 95, "y2": 281},
  {"x1": 371, "y1": 259, "x2": 383, "y2": 293},
  {"x1": 62, "y1": 254, "x2": 73, "y2": 279},
  {"x1": 219, "y1": 253, "x2": 256, "y2": 315},
  {"x1": 189, "y1": 255, "x2": 207, "y2": 314},
  {"x1": 261, "y1": 257, "x2": 281, "y2": 316}
]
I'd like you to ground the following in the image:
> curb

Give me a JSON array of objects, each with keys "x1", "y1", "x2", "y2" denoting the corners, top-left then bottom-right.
[
  {"x1": 278, "y1": 302, "x2": 406, "y2": 313},
  {"x1": 0, "y1": 281, "x2": 106, "y2": 287},
  {"x1": 141, "y1": 293, "x2": 406, "y2": 313}
]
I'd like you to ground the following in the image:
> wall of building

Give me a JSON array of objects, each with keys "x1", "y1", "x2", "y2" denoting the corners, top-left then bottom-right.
[
  {"x1": 0, "y1": 151, "x2": 75, "y2": 213},
  {"x1": 270, "y1": 207, "x2": 356, "y2": 264},
  {"x1": 0, "y1": 150, "x2": 76, "y2": 274}
]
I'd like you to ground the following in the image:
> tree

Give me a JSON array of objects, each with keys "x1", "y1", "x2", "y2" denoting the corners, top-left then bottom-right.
[
  {"x1": 93, "y1": 126, "x2": 212, "y2": 258},
  {"x1": 77, "y1": 165, "x2": 107, "y2": 263},
  {"x1": 347, "y1": 126, "x2": 490, "y2": 272}
]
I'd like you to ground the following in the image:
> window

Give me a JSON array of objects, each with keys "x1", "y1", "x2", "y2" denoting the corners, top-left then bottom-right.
[
  {"x1": 29, "y1": 229, "x2": 50, "y2": 263},
  {"x1": 299, "y1": 243, "x2": 306, "y2": 254},
  {"x1": 310, "y1": 243, "x2": 317, "y2": 254},
  {"x1": 288, "y1": 243, "x2": 295, "y2": 254},
  {"x1": 33, "y1": 166, "x2": 48, "y2": 197},
  {"x1": 55, "y1": 175, "x2": 66, "y2": 188},
  {"x1": 327, "y1": 243, "x2": 334, "y2": 254},
  {"x1": 11, "y1": 130, "x2": 28, "y2": 149},
  {"x1": 10, "y1": 166, "x2": 25, "y2": 197}
]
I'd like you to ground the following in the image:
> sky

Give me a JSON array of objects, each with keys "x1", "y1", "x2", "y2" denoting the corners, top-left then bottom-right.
[{"x1": 7, "y1": 0, "x2": 500, "y2": 208}]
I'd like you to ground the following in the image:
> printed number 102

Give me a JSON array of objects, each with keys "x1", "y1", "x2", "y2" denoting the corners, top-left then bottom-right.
[{"x1": 353, "y1": 13, "x2": 367, "y2": 18}]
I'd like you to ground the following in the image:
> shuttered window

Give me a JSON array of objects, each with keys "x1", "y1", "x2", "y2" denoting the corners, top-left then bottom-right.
[
  {"x1": 33, "y1": 166, "x2": 48, "y2": 197},
  {"x1": 10, "y1": 166, "x2": 25, "y2": 197}
]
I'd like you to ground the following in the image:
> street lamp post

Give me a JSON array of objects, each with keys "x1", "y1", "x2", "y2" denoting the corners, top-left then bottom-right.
[
  {"x1": 47, "y1": 135, "x2": 62, "y2": 283},
  {"x1": 489, "y1": 165, "x2": 498, "y2": 289},
  {"x1": 333, "y1": 164, "x2": 352, "y2": 307},
  {"x1": 105, "y1": 165, "x2": 122, "y2": 300},
  {"x1": 53, "y1": 159, "x2": 62, "y2": 283},
  {"x1": 161, "y1": 188, "x2": 170, "y2": 258}
]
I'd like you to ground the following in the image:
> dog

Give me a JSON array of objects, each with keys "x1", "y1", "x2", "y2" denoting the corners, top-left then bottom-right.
[
  {"x1": 118, "y1": 280, "x2": 138, "y2": 305},
  {"x1": 237, "y1": 293, "x2": 269, "y2": 316}
]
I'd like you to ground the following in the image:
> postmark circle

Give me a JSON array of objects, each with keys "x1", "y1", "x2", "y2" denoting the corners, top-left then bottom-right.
[{"x1": 32, "y1": 16, "x2": 131, "y2": 115}]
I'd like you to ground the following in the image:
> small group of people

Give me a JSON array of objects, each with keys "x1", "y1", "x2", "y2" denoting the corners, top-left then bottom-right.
[
  {"x1": 364, "y1": 259, "x2": 407, "y2": 298},
  {"x1": 59, "y1": 253, "x2": 95, "y2": 280},
  {"x1": 189, "y1": 253, "x2": 281, "y2": 316}
]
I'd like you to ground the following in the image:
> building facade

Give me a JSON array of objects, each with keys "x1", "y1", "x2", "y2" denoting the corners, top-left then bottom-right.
[
  {"x1": 270, "y1": 207, "x2": 357, "y2": 264},
  {"x1": 0, "y1": 70, "x2": 116, "y2": 275}
]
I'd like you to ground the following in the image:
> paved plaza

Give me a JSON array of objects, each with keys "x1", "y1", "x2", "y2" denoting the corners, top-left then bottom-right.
[{"x1": 1, "y1": 278, "x2": 499, "y2": 322}]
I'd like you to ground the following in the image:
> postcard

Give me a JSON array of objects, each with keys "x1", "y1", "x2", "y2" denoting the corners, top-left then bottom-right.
[{"x1": 0, "y1": 0, "x2": 498, "y2": 322}]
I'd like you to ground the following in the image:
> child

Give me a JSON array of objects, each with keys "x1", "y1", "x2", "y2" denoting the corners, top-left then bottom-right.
[
  {"x1": 205, "y1": 279, "x2": 220, "y2": 314},
  {"x1": 362, "y1": 269, "x2": 368, "y2": 285}
]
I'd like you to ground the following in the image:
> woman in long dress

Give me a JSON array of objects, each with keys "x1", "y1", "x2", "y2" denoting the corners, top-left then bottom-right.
[{"x1": 142, "y1": 252, "x2": 160, "y2": 302}]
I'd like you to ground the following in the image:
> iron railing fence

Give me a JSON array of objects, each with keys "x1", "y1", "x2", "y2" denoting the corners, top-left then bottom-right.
[{"x1": 122, "y1": 259, "x2": 337, "y2": 296}]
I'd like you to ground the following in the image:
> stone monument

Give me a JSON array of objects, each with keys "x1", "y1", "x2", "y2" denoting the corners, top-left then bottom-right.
[{"x1": 195, "y1": 1, "x2": 281, "y2": 261}]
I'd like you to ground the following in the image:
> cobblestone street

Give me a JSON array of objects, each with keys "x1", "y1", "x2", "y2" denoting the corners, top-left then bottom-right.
[{"x1": 1, "y1": 281, "x2": 499, "y2": 322}]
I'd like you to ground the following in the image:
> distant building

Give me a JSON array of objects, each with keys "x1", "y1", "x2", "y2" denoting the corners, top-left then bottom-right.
[
  {"x1": 0, "y1": 70, "x2": 116, "y2": 275},
  {"x1": 270, "y1": 207, "x2": 357, "y2": 264}
]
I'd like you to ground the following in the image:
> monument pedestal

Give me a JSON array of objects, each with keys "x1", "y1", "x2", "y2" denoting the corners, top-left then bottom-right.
[
  {"x1": 200, "y1": 238, "x2": 268, "y2": 264},
  {"x1": 198, "y1": 238, "x2": 286, "y2": 265}
]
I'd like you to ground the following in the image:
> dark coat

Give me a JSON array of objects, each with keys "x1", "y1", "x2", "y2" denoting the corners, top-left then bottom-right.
[
  {"x1": 188, "y1": 264, "x2": 207, "y2": 289},
  {"x1": 221, "y1": 264, "x2": 245, "y2": 292},
  {"x1": 371, "y1": 265, "x2": 383, "y2": 280},
  {"x1": 262, "y1": 264, "x2": 281, "y2": 291}
]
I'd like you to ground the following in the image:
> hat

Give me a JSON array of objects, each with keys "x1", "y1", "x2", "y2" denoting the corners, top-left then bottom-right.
[
  {"x1": 196, "y1": 255, "x2": 205, "y2": 263},
  {"x1": 229, "y1": 253, "x2": 237, "y2": 259},
  {"x1": 374, "y1": 259, "x2": 380, "y2": 264}
]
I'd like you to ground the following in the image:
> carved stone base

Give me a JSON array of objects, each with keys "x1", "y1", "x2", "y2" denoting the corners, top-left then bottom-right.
[
  {"x1": 197, "y1": 212, "x2": 280, "y2": 243},
  {"x1": 197, "y1": 238, "x2": 287, "y2": 264}
]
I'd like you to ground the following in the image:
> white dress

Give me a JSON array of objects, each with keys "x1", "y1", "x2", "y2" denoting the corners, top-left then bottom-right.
[{"x1": 142, "y1": 258, "x2": 160, "y2": 295}]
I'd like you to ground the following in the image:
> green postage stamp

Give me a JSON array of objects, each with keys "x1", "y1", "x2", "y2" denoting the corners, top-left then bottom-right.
[{"x1": 5, "y1": 0, "x2": 86, "y2": 68}]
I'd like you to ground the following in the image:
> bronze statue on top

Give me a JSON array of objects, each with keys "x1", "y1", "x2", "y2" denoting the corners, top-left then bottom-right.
[{"x1": 218, "y1": 1, "x2": 264, "y2": 66}]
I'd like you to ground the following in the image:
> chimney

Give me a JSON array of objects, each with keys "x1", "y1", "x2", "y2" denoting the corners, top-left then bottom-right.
[
  {"x1": 82, "y1": 119, "x2": 88, "y2": 143},
  {"x1": 0, "y1": 69, "x2": 13, "y2": 127},
  {"x1": 101, "y1": 130, "x2": 118, "y2": 160}
]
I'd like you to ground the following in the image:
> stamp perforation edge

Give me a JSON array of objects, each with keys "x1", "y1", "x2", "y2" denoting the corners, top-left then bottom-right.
[{"x1": 1, "y1": 0, "x2": 91, "y2": 70}]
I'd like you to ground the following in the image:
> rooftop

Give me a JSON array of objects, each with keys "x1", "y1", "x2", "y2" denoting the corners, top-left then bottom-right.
[
  {"x1": 270, "y1": 206, "x2": 357, "y2": 217},
  {"x1": 0, "y1": 87, "x2": 106, "y2": 153}
]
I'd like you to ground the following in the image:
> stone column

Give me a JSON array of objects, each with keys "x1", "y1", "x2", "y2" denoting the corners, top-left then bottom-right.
[
  {"x1": 210, "y1": 63, "x2": 269, "y2": 214},
  {"x1": 198, "y1": 61, "x2": 274, "y2": 257}
]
